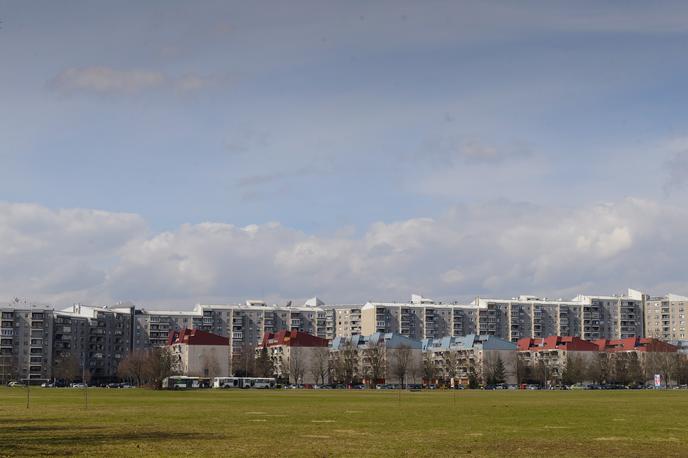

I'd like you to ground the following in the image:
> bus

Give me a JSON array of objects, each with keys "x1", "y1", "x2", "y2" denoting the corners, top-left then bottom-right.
[
  {"x1": 162, "y1": 376, "x2": 211, "y2": 389},
  {"x1": 213, "y1": 377, "x2": 276, "y2": 389}
]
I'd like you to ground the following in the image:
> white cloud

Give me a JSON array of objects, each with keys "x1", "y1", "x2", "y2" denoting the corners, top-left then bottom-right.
[{"x1": 1, "y1": 198, "x2": 687, "y2": 308}]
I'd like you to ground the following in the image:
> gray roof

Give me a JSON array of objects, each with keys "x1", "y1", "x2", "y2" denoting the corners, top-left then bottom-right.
[
  {"x1": 422, "y1": 334, "x2": 516, "y2": 351},
  {"x1": 331, "y1": 332, "x2": 422, "y2": 350}
]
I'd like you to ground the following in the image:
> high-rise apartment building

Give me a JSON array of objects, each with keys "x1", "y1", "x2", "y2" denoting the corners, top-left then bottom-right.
[
  {"x1": 361, "y1": 295, "x2": 477, "y2": 340},
  {"x1": 0, "y1": 301, "x2": 53, "y2": 384},
  {"x1": 644, "y1": 294, "x2": 688, "y2": 340}
]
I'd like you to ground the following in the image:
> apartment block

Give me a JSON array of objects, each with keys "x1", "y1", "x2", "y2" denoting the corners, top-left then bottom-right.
[
  {"x1": 573, "y1": 290, "x2": 644, "y2": 340},
  {"x1": 474, "y1": 296, "x2": 583, "y2": 342},
  {"x1": 644, "y1": 294, "x2": 688, "y2": 340},
  {"x1": 329, "y1": 305, "x2": 363, "y2": 338},
  {"x1": 60, "y1": 304, "x2": 135, "y2": 383},
  {"x1": 361, "y1": 295, "x2": 475, "y2": 340},
  {"x1": 475, "y1": 290, "x2": 645, "y2": 342},
  {"x1": 0, "y1": 302, "x2": 54, "y2": 384}
]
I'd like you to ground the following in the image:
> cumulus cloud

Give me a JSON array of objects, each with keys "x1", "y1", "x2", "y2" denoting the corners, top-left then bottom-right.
[
  {"x1": 50, "y1": 67, "x2": 214, "y2": 94},
  {"x1": 1, "y1": 199, "x2": 687, "y2": 308}
]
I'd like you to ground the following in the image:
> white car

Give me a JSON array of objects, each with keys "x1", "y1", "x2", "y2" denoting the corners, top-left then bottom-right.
[{"x1": 71, "y1": 383, "x2": 87, "y2": 388}]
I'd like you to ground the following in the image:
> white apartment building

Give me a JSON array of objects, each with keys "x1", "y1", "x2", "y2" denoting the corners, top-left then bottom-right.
[{"x1": 361, "y1": 295, "x2": 477, "y2": 341}]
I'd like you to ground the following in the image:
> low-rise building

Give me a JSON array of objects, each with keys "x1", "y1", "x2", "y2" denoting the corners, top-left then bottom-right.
[
  {"x1": 259, "y1": 330, "x2": 329, "y2": 384},
  {"x1": 330, "y1": 332, "x2": 423, "y2": 386},
  {"x1": 168, "y1": 329, "x2": 230, "y2": 378},
  {"x1": 424, "y1": 334, "x2": 518, "y2": 385},
  {"x1": 517, "y1": 336, "x2": 600, "y2": 383}
]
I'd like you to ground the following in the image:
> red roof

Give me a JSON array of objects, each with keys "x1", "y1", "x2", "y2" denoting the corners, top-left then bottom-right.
[
  {"x1": 167, "y1": 328, "x2": 229, "y2": 346},
  {"x1": 593, "y1": 337, "x2": 677, "y2": 353},
  {"x1": 260, "y1": 330, "x2": 328, "y2": 348},
  {"x1": 517, "y1": 336, "x2": 600, "y2": 352}
]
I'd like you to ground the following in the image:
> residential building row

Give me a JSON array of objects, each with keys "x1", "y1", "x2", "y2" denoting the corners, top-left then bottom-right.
[{"x1": 1, "y1": 289, "x2": 687, "y2": 384}]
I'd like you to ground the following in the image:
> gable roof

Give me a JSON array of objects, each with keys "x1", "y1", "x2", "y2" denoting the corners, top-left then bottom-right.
[
  {"x1": 167, "y1": 328, "x2": 229, "y2": 346},
  {"x1": 261, "y1": 330, "x2": 329, "y2": 348}
]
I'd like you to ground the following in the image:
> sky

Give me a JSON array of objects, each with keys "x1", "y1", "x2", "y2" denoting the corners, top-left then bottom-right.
[{"x1": 1, "y1": 1, "x2": 688, "y2": 308}]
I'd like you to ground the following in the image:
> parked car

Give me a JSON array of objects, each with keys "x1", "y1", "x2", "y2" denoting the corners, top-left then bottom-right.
[
  {"x1": 40, "y1": 382, "x2": 55, "y2": 388},
  {"x1": 8, "y1": 381, "x2": 25, "y2": 387},
  {"x1": 71, "y1": 383, "x2": 87, "y2": 388}
]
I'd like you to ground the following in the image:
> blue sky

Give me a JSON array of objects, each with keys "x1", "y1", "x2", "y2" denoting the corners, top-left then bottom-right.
[{"x1": 1, "y1": 1, "x2": 688, "y2": 307}]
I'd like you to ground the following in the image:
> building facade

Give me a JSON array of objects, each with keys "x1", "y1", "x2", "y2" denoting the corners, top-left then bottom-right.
[
  {"x1": 0, "y1": 302, "x2": 53, "y2": 384},
  {"x1": 330, "y1": 332, "x2": 424, "y2": 386},
  {"x1": 259, "y1": 330, "x2": 329, "y2": 384},
  {"x1": 644, "y1": 294, "x2": 688, "y2": 341},
  {"x1": 168, "y1": 329, "x2": 230, "y2": 378},
  {"x1": 361, "y1": 295, "x2": 477, "y2": 341},
  {"x1": 423, "y1": 334, "x2": 518, "y2": 385}
]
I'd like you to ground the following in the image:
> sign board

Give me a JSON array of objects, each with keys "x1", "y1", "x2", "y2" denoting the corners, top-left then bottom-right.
[{"x1": 654, "y1": 374, "x2": 662, "y2": 388}]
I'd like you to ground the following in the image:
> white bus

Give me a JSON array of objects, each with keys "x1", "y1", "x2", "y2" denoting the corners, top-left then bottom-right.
[
  {"x1": 213, "y1": 377, "x2": 276, "y2": 389},
  {"x1": 163, "y1": 376, "x2": 211, "y2": 389}
]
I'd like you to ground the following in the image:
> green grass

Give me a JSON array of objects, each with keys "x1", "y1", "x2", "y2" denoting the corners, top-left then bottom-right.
[{"x1": 1, "y1": 387, "x2": 688, "y2": 457}]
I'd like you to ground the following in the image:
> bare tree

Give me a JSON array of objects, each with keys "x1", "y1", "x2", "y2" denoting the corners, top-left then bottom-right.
[
  {"x1": 675, "y1": 354, "x2": 688, "y2": 385},
  {"x1": 289, "y1": 347, "x2": 306, "y2": 384},
  {"x1": 366, "y1": 344, "x2": 385, "y2": 386},
  {"x1": 443, "y1": 351, "x2": 458, "y2": 386},
  {"x1": 255, "y1": 347, "x2": 274, "y2": 378},
  {"x1": 410, "y1": 355, "x2": 423, "y2": 385},
  {"x1": 309, "y1": 347, "x2": 330, "y2": 385},
  {"x1": 584, "y1": 354, "x2": 601, "y2": 385},
  {"x1": 340, "y1": 341, "x2": 358, "y2": 385},
  {"x1": 422, "y1": 353, "x2": 437, "y2": 385},
  {"x1": 516, "y1": 357, "x2": 530, "y2": 385},
  {"x1": 391, "y1": 344, "x2": 412, "y2": 388},
  {"x1": 117, "y1": 350, "x2": 148, "y2": 386},
  {"x1": 0, "y1": 353, "x2": 17, "y2": 385},
  {"x1": 533, "y1": 359, "x2": 548, "y2": 387},
  {"x1": 232, "y1": 341, "x2": 256, "y2": 377},
  {"x1": 53, "y1": 353, "x2": 81, "y2": 383},
  {"x1": 145, "y1": 347, "x2": 176, "y2": 389},
  {"x1": 561, "y1": 354, "x2": 585, "y2": 386},
  {"x1": 645, "y1": 351, "x2": 678, "y2": 388}
]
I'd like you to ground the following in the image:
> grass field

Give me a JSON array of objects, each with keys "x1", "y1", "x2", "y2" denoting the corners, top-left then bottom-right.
[{"x1": 1, "y1": 387, "x2": 687, "y2": 457}]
